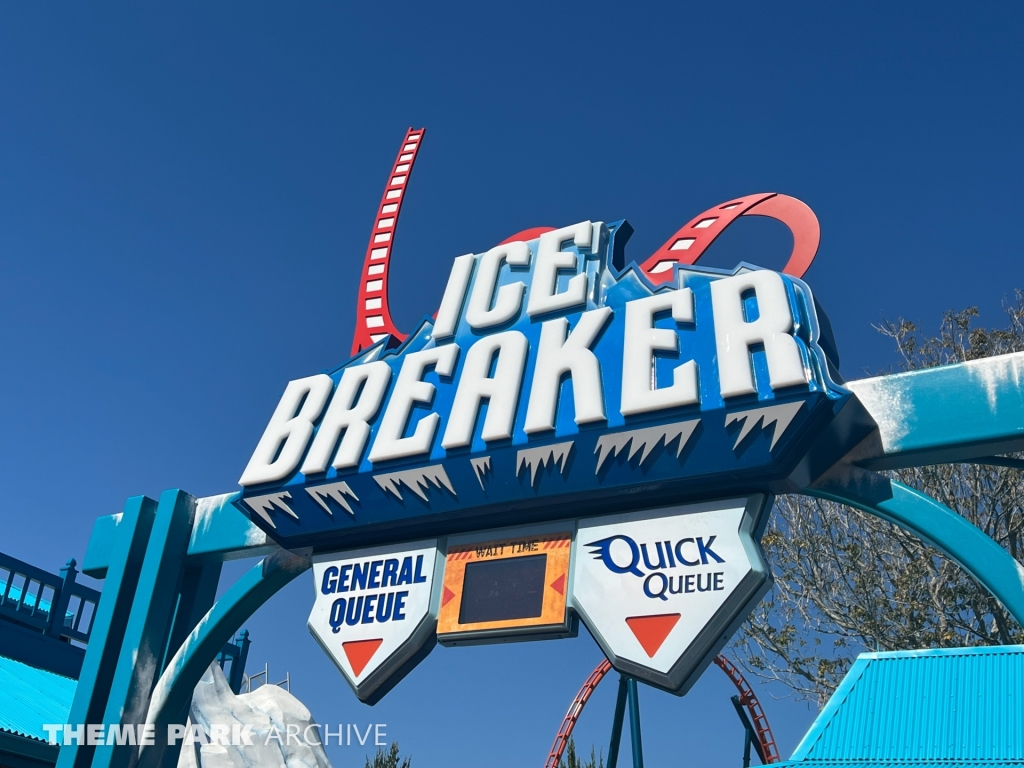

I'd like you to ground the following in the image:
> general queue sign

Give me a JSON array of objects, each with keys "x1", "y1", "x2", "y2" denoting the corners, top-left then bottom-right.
[{"x1": 308, "y1": 541, "x2": 441, "y2": 703}]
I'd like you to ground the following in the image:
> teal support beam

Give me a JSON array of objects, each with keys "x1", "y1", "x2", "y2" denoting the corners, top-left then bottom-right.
[
  {"x1": 81, "y1": 513, "x2": 124, "y2": 579},
  {"x1": 847, "y1": 352, "x2": 1024, "y2": 469},
  {"x1": 808, "y1": 465, "x2": 1024, "y2": 627},
  {"x1": 82, "y1": 493, "x2": 274, "y2": 580},
  {"x1": 227, "y1": 629, "x2": 252, "y2": 694},
  {"x1": 162, "y1": 561, "x2": 223, "y2": 673},
  {"x1": 137, "y1": 548, "x2": 311, "y2": 768},
  {"x1": 627, "y1": 678, "x2": 644, "y2": 768},
  {"x1": 606, "y1": 676, "x2": 629, "y2": 768},
  {"x1": 57, "y1": 496, "x2": 158, "y2": 768},
  {"x1": 93, "y1": 490, "x2": 196, "y2": 768},
  {"x1": 187, "y1": 493, "x2": 276, "y2": 562}
]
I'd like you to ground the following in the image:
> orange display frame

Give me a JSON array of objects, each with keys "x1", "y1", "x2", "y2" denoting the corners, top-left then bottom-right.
[{"x1": 438, "y1": 530, "x2": 574, "y2": 644}]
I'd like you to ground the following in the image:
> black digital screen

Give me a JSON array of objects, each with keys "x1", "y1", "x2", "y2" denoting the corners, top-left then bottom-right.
[{"x1": 458, "y1": 554, "x2": 548, "y2": 624}]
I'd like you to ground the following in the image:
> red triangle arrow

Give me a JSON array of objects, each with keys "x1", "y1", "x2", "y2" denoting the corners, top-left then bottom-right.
[
  {"x1": 442, "y1": 586, "x2": 456, "y2": 607},
  {"x1": 625, "y1": 614, "x2": 681, "y2": 658},
  {"x1": 342, "y1": 639, "x2": 383, "y2": 676},
  {"x1": 549, "y1": 573, "x2": 566, "y2": 595}
]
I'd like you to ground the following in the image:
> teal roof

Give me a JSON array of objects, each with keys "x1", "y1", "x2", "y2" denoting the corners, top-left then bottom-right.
[
  {"x1": 0, "y1": 655, "x2": 76, "y2": 743},
  {"x1": 782, "y1": 645, "x2": 1024, "y2": 768}
]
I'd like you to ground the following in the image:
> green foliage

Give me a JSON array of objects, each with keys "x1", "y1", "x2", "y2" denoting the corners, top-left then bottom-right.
[
  {"x1": 558, "y1": 737, "x2": 604, "y2": 768},
  {"x1": 364, "y1": 741, "x2": 411, "y2": 768},
  {"x1": 732, "y1": 293, "x2": 1024, "y2": 705}
]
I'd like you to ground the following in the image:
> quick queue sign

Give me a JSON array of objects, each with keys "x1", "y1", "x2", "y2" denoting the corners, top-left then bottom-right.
[{"x1": 573, "y1": 497, "x2": 771, "y2": 693}]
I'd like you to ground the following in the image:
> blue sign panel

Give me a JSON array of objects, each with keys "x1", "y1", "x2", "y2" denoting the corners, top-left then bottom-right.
[{"x1": 235, "y1": 220, "x2": 848, "y2": 550}]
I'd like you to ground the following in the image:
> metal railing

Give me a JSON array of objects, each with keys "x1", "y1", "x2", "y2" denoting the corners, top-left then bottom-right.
[
  {"x1": 0, "y1": 553, "x2": 100, "y2": 644},
  {"x1": 240, "y1": 663, "x2": 290, "y2": 694}
]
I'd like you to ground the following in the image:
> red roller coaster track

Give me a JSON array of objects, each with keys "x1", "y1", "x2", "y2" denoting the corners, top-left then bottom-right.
[
  {"x1": 351, "y1": 127, "x2": 426, "y2": 356},
  {"x1": 349, "y1": 129, "x2": 820, "y2": 357},
  {"x1": 713, "y1": 654, "x2": 781, "y2": 763},
  {"x1": 543, "y1": 655, "x2": 780, "y2": 768},
  {"x1": 544, "y1": 659, "x2": 613, "y2": 768}
]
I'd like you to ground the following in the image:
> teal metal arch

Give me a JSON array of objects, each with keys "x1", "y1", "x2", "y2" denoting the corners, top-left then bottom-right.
[
  {"x1": 138, "y1": 549, "x2": 309, "y2": 768},
  {"x1": 806, "y1": 465, "x2": 1024, "y2": 627}
]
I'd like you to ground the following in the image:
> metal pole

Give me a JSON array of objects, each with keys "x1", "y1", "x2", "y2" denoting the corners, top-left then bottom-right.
[
  {"x1": 731, "y1": 695, "x2": 763, "y2": 766},
  {"x1": 627, "y1": 678, "x2": 644, "y2": 768},
  {"x1": 48, "y1": 559, "x2": 78, "y2": 638},
  {"x1": 606, "y1": 676, "x2": 629, "y2": 768}
]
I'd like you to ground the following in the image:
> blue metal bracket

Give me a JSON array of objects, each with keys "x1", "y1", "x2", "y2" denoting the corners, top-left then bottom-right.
[
  {"x1": 58, "y1": 495, "x2": 158, "y2": 768},
  {"x1": 606, "y1": 676, "x2": 629, "y2": 768},
  {"x1": 627, "y1": 678, "x2": 644, "y2": 768},
  {"x1": 82, "y1": 493, "x2": 273, "y2": 580},
  {"x1": 92, "y1": 490, "x2": 196, "y2": 768}
]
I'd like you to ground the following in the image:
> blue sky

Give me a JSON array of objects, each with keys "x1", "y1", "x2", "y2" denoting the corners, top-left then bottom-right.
[{"x1": 1, "y1": 2, "x2": 1022, "y2": 766}]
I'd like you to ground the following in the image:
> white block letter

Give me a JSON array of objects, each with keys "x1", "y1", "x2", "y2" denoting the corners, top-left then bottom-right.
[
  {"x1": 525, "y1": 307, "x2": 612, "y2": 433},
  {"x1": 465, "y1": 242, "x2": 531, "y2": 330},
  {"x1": 711, "y1": 271, "x2": 808, "y2": 398},
  {"x1": 433, "y1": 254, "x2": 475, "y2": 340},
  {"x1": 239, "y1": 374, "x2": 335, "y2": 486},
  {"x1": 527, "y1": 222, "x2": 592, "y2": 318},
  {"x1": 442, "y1": 331, "x2": 528, "y2": 449},
  {"x1": 301, "y1": 361, "x2": 392, "y2": 474},
  {"x1": 107, "y1": 724, "x2": 136, "y2": 746},
  {"x1": 369, "y1": 345, "x2": 460, "y2": 462},
  {"x1": 621, "y1": 290, "x2": 699, "y2": 416},
  {"x1": 208, "y1": 724, "x2": 230, "y2": 746}
]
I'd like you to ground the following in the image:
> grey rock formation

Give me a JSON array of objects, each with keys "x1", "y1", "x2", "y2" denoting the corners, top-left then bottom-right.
[{"x1": 177, "y1": 663, "x2": 332, "y2": 768}]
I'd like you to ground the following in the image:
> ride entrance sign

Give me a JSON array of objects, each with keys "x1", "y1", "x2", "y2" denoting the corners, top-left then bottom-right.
[
  {"x1": 239, "y1": 208, "x2": 847, "y2": 697},
  {"x1": 235, "y1": 221, "x2": 845, "y2": 550},
  {"x1": 229, "y1": 134, "x2": 850, "y2": 702},
  {"x1": 573, "y1": 497, "x2": 771, "y2": 693}
]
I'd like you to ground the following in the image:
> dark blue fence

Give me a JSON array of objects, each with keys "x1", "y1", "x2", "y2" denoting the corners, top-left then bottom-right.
[
  {"x1": 0, "y1": 553, "x2": 100, "y2": 644},
  {"x1": 0, "y1": 553, "x2": 101, "y2": 676}
]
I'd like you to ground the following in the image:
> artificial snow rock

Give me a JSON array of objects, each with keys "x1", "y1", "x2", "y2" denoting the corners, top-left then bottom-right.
[{"x1": 177, "y1": 663, "x2": 331, "y2": 768}]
